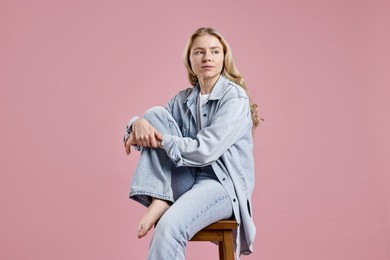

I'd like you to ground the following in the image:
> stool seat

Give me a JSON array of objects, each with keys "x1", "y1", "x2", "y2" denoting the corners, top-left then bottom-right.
[{"x1": 191, "y1": 219, "x2": 237, "y2": 260}]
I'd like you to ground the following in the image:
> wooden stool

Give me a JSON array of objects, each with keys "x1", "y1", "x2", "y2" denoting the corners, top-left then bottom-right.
[{"x1": 190, "y1": 219, "x2": 237, "y2": 260}]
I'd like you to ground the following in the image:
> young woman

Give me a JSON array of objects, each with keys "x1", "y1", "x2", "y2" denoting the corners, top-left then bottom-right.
[{"x1": 124, "y1": 27, "x2": 259, "y2": 259}]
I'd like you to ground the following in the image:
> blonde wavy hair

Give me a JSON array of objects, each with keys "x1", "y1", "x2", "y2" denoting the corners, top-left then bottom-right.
[{"x1": 183, "y1": 27, "x2": 260, "y2": 128}]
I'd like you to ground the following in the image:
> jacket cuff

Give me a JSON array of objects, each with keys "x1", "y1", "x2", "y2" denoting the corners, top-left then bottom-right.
[{"x1": 161, "y1": 134, "x2": 182, "y2": 166}]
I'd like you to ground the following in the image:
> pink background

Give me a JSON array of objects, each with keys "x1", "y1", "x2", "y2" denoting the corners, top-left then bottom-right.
[{"x1": 1, "y1": 0, "x2": 389, "y2": 259}]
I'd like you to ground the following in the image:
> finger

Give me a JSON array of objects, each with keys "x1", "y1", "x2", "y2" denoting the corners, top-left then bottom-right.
[
  {"x1": 138, "y1": 136, "x2": 147, "y2": 147},
  {"x1": 156, "y1": 133, "x2": 163, "y2": 141},
  {"x1": 141, "y1": 136, "x2": 149, "y2": 147},
  {"x1": 150, "y1": 137, "x2": 158, "y2": 148},
  {"x1": 141, "y1": 135, "x2": 154, "y2": 147},
  {"x1": 134, "y1": 133, "x2": 142, "y2": 146},
  {"x1": 124, "y1": 135, "x2": 131, "y2": 147},
  {"x1": 125, "y1": 143, "x2": 131, "y2": 155},
  {"x1": 127, "y1": 135, "x2": 135, "y2": 152},
  {"x1": 133, "y1": 130, "x2": 140, "y2": 144}
]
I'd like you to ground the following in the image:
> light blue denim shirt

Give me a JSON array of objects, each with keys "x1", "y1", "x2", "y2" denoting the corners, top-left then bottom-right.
[{"x1": 125, "y1": 75, "x2": 256, "y2": 256}]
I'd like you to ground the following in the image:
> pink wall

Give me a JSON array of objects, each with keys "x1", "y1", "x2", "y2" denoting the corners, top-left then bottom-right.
[{"x1": 1, "y1": 0, "x2": 389, "y2": 259}]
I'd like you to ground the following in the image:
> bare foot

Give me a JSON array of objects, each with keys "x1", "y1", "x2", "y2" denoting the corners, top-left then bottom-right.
[{"x1": 137, "y1": 198, "x2": 170, "y2": 238}]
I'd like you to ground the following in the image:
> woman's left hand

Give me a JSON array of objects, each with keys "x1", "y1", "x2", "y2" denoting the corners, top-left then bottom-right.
[
  {"x1": 124, "y1": 132, "x2": 138, "y2": 155},
  {"x1": 132, "y1": 118, "x2": 163, "y2": 148}
]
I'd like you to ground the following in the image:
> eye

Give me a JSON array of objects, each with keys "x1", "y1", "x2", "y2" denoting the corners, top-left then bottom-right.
[
  {"x1": 194, "y1": 51, "x2": 204, "y2": 55},
  {"x1": 212, "y1": 50, "x2": 220, "y2": 54}
]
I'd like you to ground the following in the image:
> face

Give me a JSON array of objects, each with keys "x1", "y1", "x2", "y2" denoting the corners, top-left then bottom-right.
[{"x1": 189, "y1": 35, "x2": 224, "y2": 85}]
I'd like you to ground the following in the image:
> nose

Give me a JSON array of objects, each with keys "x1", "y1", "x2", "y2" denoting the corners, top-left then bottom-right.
[{"x1": 203, "y1": 51, "x2": 211, "y2": 62}]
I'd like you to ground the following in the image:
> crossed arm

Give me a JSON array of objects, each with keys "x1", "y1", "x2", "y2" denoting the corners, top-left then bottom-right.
[{"x1": 124, "y1": 118, "x2": 163, "y2": 155}]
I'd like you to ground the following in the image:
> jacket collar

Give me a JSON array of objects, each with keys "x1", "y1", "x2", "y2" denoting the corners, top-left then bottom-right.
[{"x1": 184, "y1": 74, "x2": 228, "y2": 106}]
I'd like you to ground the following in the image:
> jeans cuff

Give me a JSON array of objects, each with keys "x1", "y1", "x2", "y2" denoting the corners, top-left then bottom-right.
[{"x1": 129, "y1": 190, "x2": 174, "y2": 207}]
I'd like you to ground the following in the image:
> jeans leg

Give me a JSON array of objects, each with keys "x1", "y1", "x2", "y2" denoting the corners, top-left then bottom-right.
[
  {"x1": 129, "y1": 106, "x2": 195, "y2": 207},
  {"x1": 148, "y1": 175, "x2": 233, "y2": 260}
]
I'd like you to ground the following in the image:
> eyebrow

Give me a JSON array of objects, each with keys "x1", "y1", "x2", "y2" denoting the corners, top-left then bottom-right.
[{"x1": 192, "y1": 46, "x2": 221, "y2": 51}]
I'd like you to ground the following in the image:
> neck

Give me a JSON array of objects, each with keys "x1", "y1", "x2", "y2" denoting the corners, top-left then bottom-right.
[{"x1": 198, "y1": 76, "x2": 220, "y2": 94}]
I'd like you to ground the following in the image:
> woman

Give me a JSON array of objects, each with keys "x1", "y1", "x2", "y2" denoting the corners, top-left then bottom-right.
[{"x1": 124, "y1": 27, "x2": 259, "y2": 259}]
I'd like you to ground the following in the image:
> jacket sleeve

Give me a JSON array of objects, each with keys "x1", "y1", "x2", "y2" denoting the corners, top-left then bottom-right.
[{"x1": 161, "y1": 95, "x2": 252, "y2": 167}]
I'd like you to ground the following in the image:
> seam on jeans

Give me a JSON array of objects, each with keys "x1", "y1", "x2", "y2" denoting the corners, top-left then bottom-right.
[{"x1": 173, "y1": 193, "x2": 231, "y2": 259}]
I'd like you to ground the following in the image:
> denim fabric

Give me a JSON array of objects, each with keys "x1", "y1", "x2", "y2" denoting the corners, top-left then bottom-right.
[
  {"x1": 125, "y1": 75, "x2": 256, "y2": 258},
  {"x1": 128, "y1": 107, "x2": 233, "y2": 260},
  {"x1": 149, "y1": 167, "x2": 233, "y2": 260}
]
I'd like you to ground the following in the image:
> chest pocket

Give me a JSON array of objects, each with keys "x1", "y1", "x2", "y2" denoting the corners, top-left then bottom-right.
[
  {"x1": 180, "y1": 105, "x2": 199, "y2": 138},
  {"x1": 181, "y1": 121, "x2": 197, "y2": 138}
]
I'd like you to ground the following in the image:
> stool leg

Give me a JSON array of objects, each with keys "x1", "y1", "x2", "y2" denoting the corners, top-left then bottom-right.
[
  {"x1": 223, "y1": 230, "x2": 234, "y2": 260},
  {"x1": 218, "y1": 241, "x2": 224, "y2": 260}
]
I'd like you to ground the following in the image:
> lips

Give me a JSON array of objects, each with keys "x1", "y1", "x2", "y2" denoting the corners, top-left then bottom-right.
[{"x1": 201, "y1": 65, "x2": 214, "y2": 69}]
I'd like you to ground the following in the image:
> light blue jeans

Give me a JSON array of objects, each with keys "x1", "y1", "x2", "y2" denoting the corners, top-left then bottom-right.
[{"x1": 129, "y1": 107, "x2": 233, "y2": 260}]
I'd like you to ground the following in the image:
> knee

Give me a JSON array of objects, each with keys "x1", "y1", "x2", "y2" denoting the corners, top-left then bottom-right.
[
  {"x1": 143, "y1": 106, "x2": 168, "y2": 122},
  {"x1": 154, "y1": 214, "x2": 186, "y2": 241}
]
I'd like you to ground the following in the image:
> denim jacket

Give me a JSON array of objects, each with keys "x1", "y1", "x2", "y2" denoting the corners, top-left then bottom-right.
[{"x1": 125, "y1": 75, "x2": 256, "y2": 257}]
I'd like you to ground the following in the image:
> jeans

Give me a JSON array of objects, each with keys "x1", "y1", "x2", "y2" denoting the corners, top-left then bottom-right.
[{"x1": 129, "y1": 107, "x2": 233, "y2": 260}]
